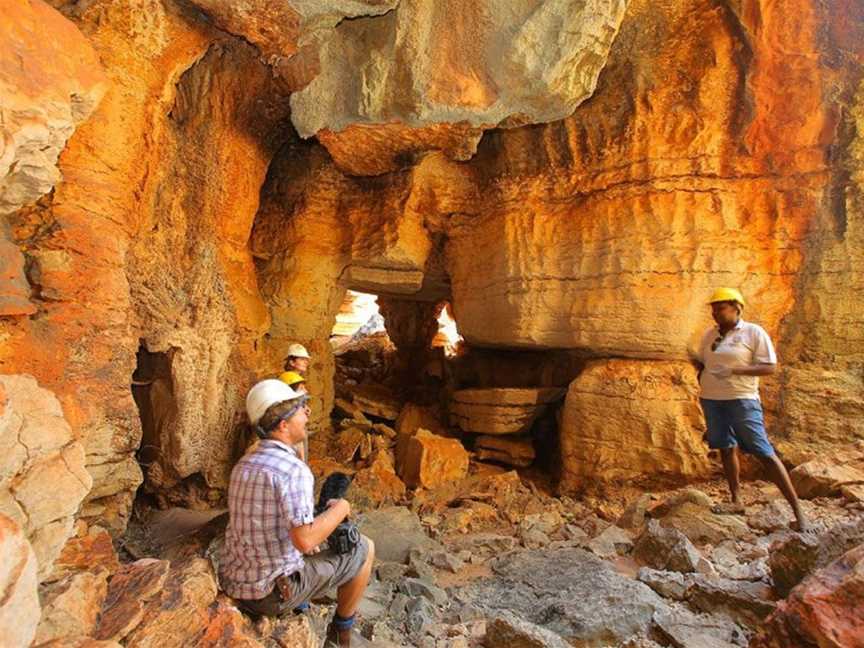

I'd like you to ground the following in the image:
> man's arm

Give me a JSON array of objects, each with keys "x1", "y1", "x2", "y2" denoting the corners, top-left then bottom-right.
[
  {"x1": 731, "y1": 363, "x2": 777, "y2": 377},
  {"x1": 290, "y1": 499, "x2": 350, "y2": 554}
]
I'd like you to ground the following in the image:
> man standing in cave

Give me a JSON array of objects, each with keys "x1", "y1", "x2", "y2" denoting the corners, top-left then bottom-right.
[
  {"x1": 220, "y1": 379, "x2": 375, "y2": 647},
  {"x1": 692, "y1": 288, "x2": 809, "y2": 532}
]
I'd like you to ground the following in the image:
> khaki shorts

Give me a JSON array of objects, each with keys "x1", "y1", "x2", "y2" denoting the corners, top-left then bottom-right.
[{"x1": 235, "y1": 536, "x2": 370, "y2": 617}]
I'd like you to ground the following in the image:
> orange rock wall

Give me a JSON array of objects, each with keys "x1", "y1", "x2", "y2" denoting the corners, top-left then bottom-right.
[{"x1": 1, "y1": 0, "x2": 862, "y2": 524}]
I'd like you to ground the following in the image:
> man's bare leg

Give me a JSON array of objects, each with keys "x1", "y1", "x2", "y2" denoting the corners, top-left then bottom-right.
[
  {"x1": 757, "y1": 454, "x2": 809, "y2": 532},
  {"x1": 336, "y1": 537, "x2": 375, "y2": 618},
  {"x1": 721, "y1": 447, "x2": 742, "y2": 505}
]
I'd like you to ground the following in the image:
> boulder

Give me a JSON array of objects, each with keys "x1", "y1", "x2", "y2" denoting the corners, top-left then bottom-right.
[
  {"x1": 400, "y1": 430, "x2": 469, "y2": 489},
  {"x1": 394, "y1": 403, "x2": 446, "y2": 474},
  {"x1": 35, "y1": 569, "x2": 110, "y2": 644},
  {"x1": 0, "y1": 0, "x2": 106, "y2": 216},
  {"x1": 94, "y1": 559, "x2": 171, "y2": 642},
  {"x1": 35, "y1": 639, "x2": 123, "y2": 648},
  {"x1": 332, "y1": 427, "x2": 366, "y2": 464},
  {"x1": 637, "y1": 568, "x2": 697, "y2": 601},
  {"x1": 618, "y1": 494, "x2": 655, "y2": 529},
  {"x1": 560, "y1": 361, "x2": 712, "y2": 487},
  {"x1": 633, "y1": 520, "x2": 702, "y2": 573},
  {"x1": 648, "y1": 489, "x2": 715, "y2": 519},
  {"x1": 769, "y1": 516, "x2": 864, "y2": 596},
  {"x1": 660, "y1": 503, "x2": 751, "y2": 545},
  {"x1": 790, "y1": 454, "x2": 864, "y2": 499},
  {"x1": 351, "y1": 451, "x2": 406, "y2": 508},
  {"x1": 751, "y1": 543, "x2": 864, "y2": 648},
  {"x1": 350, "y1": 384, "x2": 403, "y2": 421},
  {"x1": 686, "y1": 576, "x2": 775, "y2": 628},
  {"x1": 587, "y1": 525, "x2": 635, "y2": 559},
  {"x1": 0, "y1": 513, "x2": 40, "y2": 648},
  {"x1": 653, "y1": 607, "x2": 747, "y2": 648},
  {"x1": 0, "y1": 375, "x2": 93, "y2": 577},
  {"x1": 457, "y1": 547, "x2": 669, "y2": 646},
  {"x1": 289, "y1": 0, "x2": 627, "y2": 174},
  {"x1": 475, "y1": 435, "x2": 536, "y2": 467},
  {"x1": 48, "y1": 523, "x2": 120, "y2": 583},
  {"x1": 484, "y1": 610, "x2": 572, "y2": 648},
  {"x1": 358, "y1": 506, "x2": 436, "y2": 563},
  {"x1": 449, "y1": 388, "x2": 564, "y2": 436},
  {"x1": 119, "y1": 558, "x2": 218, "y2": 648}
]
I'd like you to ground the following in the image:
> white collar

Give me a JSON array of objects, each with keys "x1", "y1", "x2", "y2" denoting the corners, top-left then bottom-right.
[{"x1": 260, "y1": 439, "x2": 298, "y2": 456}]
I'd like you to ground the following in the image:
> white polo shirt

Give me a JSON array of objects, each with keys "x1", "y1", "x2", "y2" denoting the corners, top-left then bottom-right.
[{"x1": 696, "y1": 319, "x2": 777, "y2": 400}]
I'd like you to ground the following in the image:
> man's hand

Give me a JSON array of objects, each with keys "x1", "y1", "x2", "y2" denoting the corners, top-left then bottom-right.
[{"x1": 709, "y1": 365, "x2": 733, "y2": 379}]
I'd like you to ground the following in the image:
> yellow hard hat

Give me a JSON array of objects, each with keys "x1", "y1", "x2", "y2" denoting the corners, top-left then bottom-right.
[
  {"x1": 279, "y1": 371, "x2": 305, "y2": 387},
  {"x1": 708, "y1": 287, "x2": 745, "y2": 306}
]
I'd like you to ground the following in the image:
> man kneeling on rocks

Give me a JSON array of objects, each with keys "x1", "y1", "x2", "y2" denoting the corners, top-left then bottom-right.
[{"x1": 220, "y1": 379, "x2": 375, "y2": 647}]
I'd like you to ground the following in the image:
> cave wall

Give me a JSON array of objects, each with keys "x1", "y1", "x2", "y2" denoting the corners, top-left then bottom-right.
[{"x1": 0, "y1": 0, "x2": 862, "y2": 556}]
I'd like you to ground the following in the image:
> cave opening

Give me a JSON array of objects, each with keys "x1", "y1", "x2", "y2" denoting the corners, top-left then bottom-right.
[
  {"x1": 327, "y1": 288, "x2": 573, "y2": 489},
  {"x1": 129, "y1": 341, "x2": 182, "y2": 512}
]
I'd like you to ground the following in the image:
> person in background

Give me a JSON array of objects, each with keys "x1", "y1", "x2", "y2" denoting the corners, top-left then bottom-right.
[
  {"x1": 285, "y1": 343, "x2": 311, "y2": 375},
  {"x1": 692, "y1": 288, "x2": 809, "y2": 532},
  {"x1": 221, "y1": 379, "x2": 374, "y2": 647},
  {"x1": 279, "y1": 370, "x2": 307, "y2": 394},
  {"x1": 279, "y1": 369, "x2": 310, "y2": 462}
]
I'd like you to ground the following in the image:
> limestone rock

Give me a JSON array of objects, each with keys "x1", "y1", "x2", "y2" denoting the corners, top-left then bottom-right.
[
  {"x1": 769, "y1": 517, "x2": 864, "y2": 596},
  {"x1": 633, "y1": 521, "x2": 702, "y2": 573},
  {"x1": 653, "y1": 608, "x2": 747, "y2": 648},
  {"x1": 458, "y1": 547, "x2": 669, "y2": 646},
  {"x1": 0, "y1": 0, "x2": 106, "y2": 215},
  {"x1": 48, "y1": 524, "x2": 120, "y2": 584},
  {"x1": 475, "y1": 435, "x2": 536, "y2": 467},
  {"x1": 0, "y1": 513, "x2": 40, "y2": 648},
  {"x1": 560, "y1": 361, "x2": 711, "y2": 487},
  {"x1": 188, "y1": 0, "x2": 397, "y2": 63},
  {"x1": 587, "y1": 525, "x2": 635, "y2": 559},
  {"x1": 659, "y1": 502, "x2": 751, "y2": 546},
  {"x1": 35, "y1": 639, "x2": 122, "y2": 648},
  {"x1": 686, "y1": 576, "x2": 775, "y2": 628},
  {"x1": 789, "y1": 450, "x2": 864, "y2": 499},
  {"x1": 450, "y1": 388, "x2": 564, "y2": 436},
  {"x1": 0, "y1": 375, "x2": 92, "y2": 578},
  {"x1": 618, "y1": 494, "x2": 655, "y2": 529},
  {"x1": 351, "y1": 451, "x2": 406, "y2": 508},
  {"x1": 351, "y1": 384, "x2": 403, "y2": 421},
  {"x1": 395, "y1": 403, "x2": 446, "y2": 473},
  {"x1": 333, "y1": 427, "x2": 367, "y2": 464},
  {"x1": 358, "y1": 506, "x2": 436, "y2": 563},
  {"x1": 400, "y1": 430, "x2": 470, "y2": 490},
  {"x1": 484, "y1": 610, "x2": 572, "y2": 648},
  {"x1": 94, "y1": 559, "x2": 171, "y2": 642},
  {"x1": 290, "y1": 0, "x2": 628, "y2": 174},
  {"x1": 109, "y1": 557, "x2": 217, "y2": 648},
  {"x1": 751, "y1": 544, "x2": 864, "y2": 648},
  {"x1": 35, "y1": 569, "x2": 110, "y2": 644},
  {"x1": 637, "y1": 568, "x2": 696, "y2": 601}
]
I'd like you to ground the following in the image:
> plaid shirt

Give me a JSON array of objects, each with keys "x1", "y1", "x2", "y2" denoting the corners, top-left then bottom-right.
[{"x1": 220, "y1": 439, "x2": 315, "y2": 599}]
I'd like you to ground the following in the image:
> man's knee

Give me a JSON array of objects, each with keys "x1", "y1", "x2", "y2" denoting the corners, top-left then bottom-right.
[{"x1": 363, "y1": 535, "x2": 375, "y2": 561}]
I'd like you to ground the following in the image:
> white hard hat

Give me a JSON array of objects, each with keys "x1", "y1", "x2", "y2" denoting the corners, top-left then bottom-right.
[
  {"x1": 286, "y1": 343, "x2": 311, "y2": 359},
  {"x1": 246, "y1": 379, "x2": 303, "y2": 426}
]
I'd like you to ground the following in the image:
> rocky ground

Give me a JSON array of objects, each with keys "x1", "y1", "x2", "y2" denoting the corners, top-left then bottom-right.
[{"x1": 27, "y1": 432, "x2": 864, "y2": 648}]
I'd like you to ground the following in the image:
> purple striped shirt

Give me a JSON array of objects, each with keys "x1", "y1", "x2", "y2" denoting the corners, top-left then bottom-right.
[{"x1": 220, "y1": 439, "x2": 314, "y2": 599}]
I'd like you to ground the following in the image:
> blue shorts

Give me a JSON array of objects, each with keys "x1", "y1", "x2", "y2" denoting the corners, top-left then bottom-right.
[{"x1": 699, "y1": 398, "x2": 776, "y2": 457}]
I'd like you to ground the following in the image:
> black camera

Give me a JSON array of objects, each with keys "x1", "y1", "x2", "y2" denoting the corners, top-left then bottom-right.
[{"x1": 315, "y1": 472, "x2": 360, "y2": 555}]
